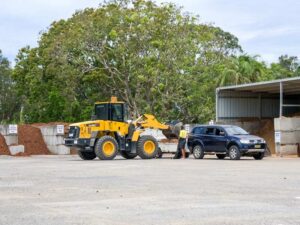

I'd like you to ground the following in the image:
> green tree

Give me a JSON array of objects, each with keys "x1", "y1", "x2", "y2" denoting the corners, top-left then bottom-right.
[
  {"x1": 268, "y1": 55, "x2": 300, "y2": 79},
  {"x1": 13, "y1": 0, "x2": 242, "y2": 123},
  {"x1": 0, "y1": 50, "x2": 20, "y2": 123},
  {"x1": 215, "y1": 55, "x2": 269, "y2": 86}
]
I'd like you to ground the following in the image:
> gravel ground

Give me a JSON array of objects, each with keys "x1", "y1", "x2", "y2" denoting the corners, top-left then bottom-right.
[{"x1": 0, "y1": 155, "x2": 299, "y2": 225}]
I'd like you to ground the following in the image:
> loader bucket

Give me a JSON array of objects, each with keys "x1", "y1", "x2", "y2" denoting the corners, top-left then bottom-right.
[{"x1": 162, "y1": 121, "x2": 183, "y2": 139}]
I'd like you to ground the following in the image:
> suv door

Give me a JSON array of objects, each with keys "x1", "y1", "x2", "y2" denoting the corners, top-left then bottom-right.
[
  {"x1": 202, "y1": 127, "x2": 216, "y2": 152},
  {"x1": 188, "y1": 127, "x2": 205, "y2": 149},
  {"x1": 213, "y1": 127, "x2": 228, "y2": 152}
]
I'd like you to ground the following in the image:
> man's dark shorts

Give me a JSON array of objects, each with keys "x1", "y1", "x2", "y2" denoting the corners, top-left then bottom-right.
[{"x1": 178, "y1": 138, "x2": 186, "y2": 149}]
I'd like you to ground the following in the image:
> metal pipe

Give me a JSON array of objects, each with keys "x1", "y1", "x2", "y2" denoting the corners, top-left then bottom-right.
[
  {"x1": 258, "y1": 94, "x2": 262, "y2": 120},
  {"x1": 280, "y1": 82, "x2": 283, "y2": 117},
  {"x1": 282, "y1": 104, "x2": 300, "y2": 107},
  {"x1": 215, "y1": 88, "x2": 219, "y2": 123}
]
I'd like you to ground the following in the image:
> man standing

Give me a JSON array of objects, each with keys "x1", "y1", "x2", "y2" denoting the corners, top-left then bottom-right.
[{"x1": 174, "y1": 126, "x2": 188, "y2": 159}]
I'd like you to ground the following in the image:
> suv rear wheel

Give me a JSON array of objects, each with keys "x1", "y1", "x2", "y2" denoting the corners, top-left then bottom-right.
[
  {"x1": 229, "y1": 145, "x2": 241, "y2": 160},
  {"x1": 193, "y1": 145, "x2": 204, "y2": 159}
]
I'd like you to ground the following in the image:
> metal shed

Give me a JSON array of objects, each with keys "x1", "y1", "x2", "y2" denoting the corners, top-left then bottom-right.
[
  {"x1": 216, "y1": 77, "x2": 300, "y2": 122},
  {"x1": 216, "y1": 77, "x2": 300, "y2": 156}
]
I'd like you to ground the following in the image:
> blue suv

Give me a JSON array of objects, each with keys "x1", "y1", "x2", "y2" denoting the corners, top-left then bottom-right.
[{"x1": 187, "y1": 125, "x2": 266, "y2": 160}]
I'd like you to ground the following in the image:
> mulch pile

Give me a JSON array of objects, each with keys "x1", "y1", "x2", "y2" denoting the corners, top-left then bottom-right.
[
  {"x1": 160, "y1": 138, "x2": 178, "y2": 143},
  {"x1": 255, "y1": 119, "x2": 275, "y2": 154},
  {"x1": 0, "y1": 134, "x2": 10, "y2": 155},
  {"x1": 18, "y1": 125, "x2": 51, "y2": 155},
  {"x1": 292, "y1": 112, "x2": 300, "y2": 117}
]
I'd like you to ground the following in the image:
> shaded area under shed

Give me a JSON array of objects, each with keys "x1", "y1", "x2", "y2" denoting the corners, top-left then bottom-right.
[{"x1": 216, "y1": 77, "x2": 300, "y2": 155}]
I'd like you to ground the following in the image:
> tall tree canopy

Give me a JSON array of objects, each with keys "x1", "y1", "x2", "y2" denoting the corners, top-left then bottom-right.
[
  {"x1": 11, "y1": 0, "x2": 300, "y2": 124},
  {"x1": 0, "y1": 50, "x2": 20, "y2": 123},
  {"x1": 13, "y1": 0, "x2": 242, "y2": 123}
]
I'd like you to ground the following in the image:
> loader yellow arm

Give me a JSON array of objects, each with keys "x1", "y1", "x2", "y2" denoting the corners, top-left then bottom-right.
[{"x1": 134, "y1": 114, "x2": 169, "y2": 130}]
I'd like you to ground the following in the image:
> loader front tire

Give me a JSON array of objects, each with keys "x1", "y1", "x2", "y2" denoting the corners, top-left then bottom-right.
[
  {"x1": 137, "y1": 135, "x2": 158, "y2": 159},
  {"x1": 78, "y1": 151, "x2": 96, "y2": 160},
  {"x1": 95, "y1": 136, "x2": 118, "y2": 160}
]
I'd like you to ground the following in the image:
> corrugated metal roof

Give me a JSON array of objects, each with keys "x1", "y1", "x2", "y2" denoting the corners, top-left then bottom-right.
[{"x1": 217, "y1": 76, "x2": 300, "y2": 95}]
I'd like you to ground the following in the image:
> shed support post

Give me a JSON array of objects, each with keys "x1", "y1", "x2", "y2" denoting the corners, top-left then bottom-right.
[
  {"x1": 215, "y1": 89, "x2": 219, "y2": 123},
  {"x1": 280, "y1": 82, "x2": 283, "y2": 117}
]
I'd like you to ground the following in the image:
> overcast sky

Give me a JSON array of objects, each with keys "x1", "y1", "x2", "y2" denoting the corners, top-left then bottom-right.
[{"x1": 0, "y1": 0, "x2": 299, "y2": 65}]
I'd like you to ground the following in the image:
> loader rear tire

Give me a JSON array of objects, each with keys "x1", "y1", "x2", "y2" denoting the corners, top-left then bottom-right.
[
  {"x1": 78, "y1": 151, "x2": 96, "y2": 160},
  {"x1": 137, "y1": 135, "x2": 158, "y2": 159},
  {"x1": 95, "y1": 136, "x2": 118, "y2": 160},
  {"x1": 120, "y1": 151, "x2": 138, "y2": 159}
]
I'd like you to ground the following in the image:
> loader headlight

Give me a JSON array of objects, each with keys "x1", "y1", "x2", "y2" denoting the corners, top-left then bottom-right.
[{"x1": 74, "y1": 140, "x2": 78, "y2": 145}]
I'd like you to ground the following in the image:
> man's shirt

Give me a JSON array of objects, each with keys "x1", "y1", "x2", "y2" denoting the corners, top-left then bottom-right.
[{"x1": 179, "y1": 130, "x2": 187, "y2": 139}]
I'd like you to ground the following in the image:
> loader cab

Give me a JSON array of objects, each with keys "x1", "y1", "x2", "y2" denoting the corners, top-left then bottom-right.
[{"x1": 93, "y1": 97, "x2": 129, "y2": 122}]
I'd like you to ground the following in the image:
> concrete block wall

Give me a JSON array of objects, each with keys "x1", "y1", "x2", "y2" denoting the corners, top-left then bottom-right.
[
  {"x1": 1, "y1": 124, "x2": 71, "y2": 155},
  {"x1": 0, "y1": 125, "x2": 24, "y2": 155},
  {"x1": 274, "y1": 117, "x2": 300, "y2": 156},
  {"x1": 0, "y1": 125, "x2": 18, "y2": 145},
  {"x1": 40, "y1": 125, "x2": 70, "y2": 155},
  {"x1": 9, "y1": 145, "x2": 25, "y2": 155}
]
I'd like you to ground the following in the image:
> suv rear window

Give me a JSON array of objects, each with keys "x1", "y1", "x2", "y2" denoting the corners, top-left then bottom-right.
[
  {"x1": 205, "y1": 127, "x2": 215, "y2": 135},
  {"x1": 193, "y1": 127, "x2": 205, "y2": 134},
  {"x1": 215, "y1": 128, "x2": 225, "y2": 136}
]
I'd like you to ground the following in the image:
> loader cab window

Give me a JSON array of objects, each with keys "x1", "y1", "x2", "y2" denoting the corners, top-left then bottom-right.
[
  {"x1": 124, "y1": 105, "x2": 130, "y2": 121},
  {"x1": 95, "y1": 104, "x2": 109, "y2": 120},
  {"x1": 111, "y1": 104, "x2": 124, "y2": 122}
]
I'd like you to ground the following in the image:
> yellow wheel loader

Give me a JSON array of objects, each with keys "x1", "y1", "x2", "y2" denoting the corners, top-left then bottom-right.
[{"x1": 65, "y1": 97, "x2": 179, "y2": 160}]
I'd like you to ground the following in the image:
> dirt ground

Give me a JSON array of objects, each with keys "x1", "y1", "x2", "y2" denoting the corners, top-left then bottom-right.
[{"x1": 0, "y1": 155, "x2": 299, "y2": 225}]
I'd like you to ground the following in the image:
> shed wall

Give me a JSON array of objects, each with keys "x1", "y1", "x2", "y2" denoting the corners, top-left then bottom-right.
[
  {"x1": 217, "y1": 91, "x2": 279, "y2": 120},
  {"x1": 217, "y1": 91, "x2": 300, "y2": 120}
]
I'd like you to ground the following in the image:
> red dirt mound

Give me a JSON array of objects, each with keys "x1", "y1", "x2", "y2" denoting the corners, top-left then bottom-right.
[
  {"x1": 256, "y1": 119, "x2": 275, "y2": 154},
  {"x1": 70, "y1": 147, "x2": 78, "y2": 155},
  {"x1": 18, "y1": 125, "x2": 50, "y2": 155},
  {"x1": 0, "y1": 134, "x2": 10, "y2": 155}
]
